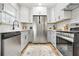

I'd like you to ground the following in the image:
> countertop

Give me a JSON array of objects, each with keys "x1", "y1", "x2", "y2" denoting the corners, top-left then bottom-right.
[
  {"x1": 48, "y1": 29, "x2": 79, "y2": 33},
  {"x1": 56, "y1": 30, "x2": 79, "y2": 33},
  {"x1": 47, "y1": 29, "x2": 56, "y2": 31},
  {"x1": 0, "y1": 29, "x2": 31, "y2": 33}
]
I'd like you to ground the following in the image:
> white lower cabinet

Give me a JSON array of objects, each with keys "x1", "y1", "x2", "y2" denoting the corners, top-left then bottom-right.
[
  {"x1": 47, "y1": 31, "x2": 51, "y2": 42},
  {"x1": 51, "y1": 31, "x2": 56, "y2": 47},
  {"x1": 21, "y1": 31, "x2": 29, "y2": 51},
  {"x1": 47, "y1": 30, "x2": 56, "y2": 48},
  {"x1": 28, "y1": 30, "x2": 34, "y2": 42}
]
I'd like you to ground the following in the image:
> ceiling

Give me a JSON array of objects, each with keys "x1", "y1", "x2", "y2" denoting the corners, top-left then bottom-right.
[{"x1": 19, "y1": 3, "x2": 56, "y2": 8}]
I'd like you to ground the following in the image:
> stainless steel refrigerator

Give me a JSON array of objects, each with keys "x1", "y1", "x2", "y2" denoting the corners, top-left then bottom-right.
[{"x1": 32, "y1": 15, "x2": 48, "y2": 43}]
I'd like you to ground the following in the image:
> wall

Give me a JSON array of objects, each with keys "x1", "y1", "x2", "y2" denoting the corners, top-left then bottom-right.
[{"x1": 56, "y1": 20, "x2": 71, "y2": 30}]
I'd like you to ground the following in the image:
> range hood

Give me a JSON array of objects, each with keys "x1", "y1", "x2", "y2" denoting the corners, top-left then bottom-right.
[{"x1": 63, "y1": 3, "x2": 79, "y2": 11}]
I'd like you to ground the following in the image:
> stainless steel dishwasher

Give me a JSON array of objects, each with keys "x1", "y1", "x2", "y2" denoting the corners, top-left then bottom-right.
[{"x1": 1, "y1": 31, "x2": 21, "y2": 56}]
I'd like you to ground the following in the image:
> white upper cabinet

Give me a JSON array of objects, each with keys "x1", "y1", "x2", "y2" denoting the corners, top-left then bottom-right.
[
  {"x1": 48, "y1": 8, "x2": 56, "y2": 22},
  {"x1": 0, "y1": 3, "x2": 19, "y2": 24},
  {"x1": 0, "y1": 4, "x2": 3, "y2": 11},
  {"x1": 4, "y1": 3, "x2": 16, "y2": 17},
  {"x1": 54, "y1": 3, "x2": 71, "y2": 22},
  {"x1": 47, "y1": 3, "x2": 70, "y2": 23},
  {"x1": 19, "y1": 6, "x2": 30, "y2": 22},
  {"x1": 32, "y1": 7, "x2": 47, "y2": 15},
  {"x1": 60, "y1": 10, "x2": 71, "y2": 20}
]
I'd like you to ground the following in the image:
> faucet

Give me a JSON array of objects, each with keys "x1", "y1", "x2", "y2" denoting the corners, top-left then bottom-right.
[{"x1": 13, "y1": 20, "x2": 19, "y2": 30}]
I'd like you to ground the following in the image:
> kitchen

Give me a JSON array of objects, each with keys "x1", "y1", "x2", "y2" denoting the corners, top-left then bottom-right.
[{"x1": 0, "y1": 3, "x2": 79, "y2": 56}]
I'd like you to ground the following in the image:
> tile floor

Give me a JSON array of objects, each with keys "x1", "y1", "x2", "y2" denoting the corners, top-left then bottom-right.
[{"x1": 21, "y1": 43, "x2": 61, "y2": 56}]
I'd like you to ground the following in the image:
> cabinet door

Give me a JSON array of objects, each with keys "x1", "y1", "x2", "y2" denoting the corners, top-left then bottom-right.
[
  {"x1": 2, "y1": 12, "x2": 6, "y2": 23},
  {"x1": 21, "y1": 32, "x2": 29, "y2": 51},
  {"x1": 25, "y1": 32, "x2": 29, "y2": 42},
  {"x1": 1, "y1": 4, "x2": 16, "y2": 24},
  {"x1": 52, "y1": 31, "x2": 56, "y2": 46},
  {"x1": 20, "y1": 6, "x2": 30, "y2": 22},
  {"x1": 5, "y1": 13, "x2": 11, "y2": 24},
  {"x1": 4, "y1": 3, "x2": 16, "y2": 16},
  {"x1": 0, "y1": 4, "x2": 2, "y2": 11},
  {"x1": 51, "y1": 31, "x2": 56, "y2": 47},
  {"x1": 47, "y1": 31, "x2": 51, "y2": 42},
  {"x1": 60, "y1": 10, "x2": 71, "y2": 20},
  {"x1": 39, "y1": 8, "x2": 47, "y2": 15},
  {"x1": 55, "y1": 3, "x2": 70, "y2": 21},
  {"x1": 60, "y1": 10, "x2": 64, "y2": 20},
  {"x1": 21, "y1": 32, "x2": 25, "y2": 50},
  {"x1": 28, "y1": 30, "x2": 34, "y2": 42},
  {"x1": 32, "y1": 7, "x2": 47, "y2": 15}
]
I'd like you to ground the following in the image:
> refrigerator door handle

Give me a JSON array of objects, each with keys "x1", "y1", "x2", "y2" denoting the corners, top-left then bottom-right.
[{"x1": 39, "y1": 16, "x2": 40, "y2": 24}]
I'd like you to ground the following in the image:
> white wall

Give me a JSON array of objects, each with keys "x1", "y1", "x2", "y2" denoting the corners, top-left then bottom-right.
[{"x1": 56, "y1": 20, "x2": 71, "y2": 30}]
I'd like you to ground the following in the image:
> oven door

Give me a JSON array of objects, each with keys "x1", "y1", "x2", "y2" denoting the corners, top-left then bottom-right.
[{"x1": 56, "y1": 36, "x2": 73, "y2": 56}]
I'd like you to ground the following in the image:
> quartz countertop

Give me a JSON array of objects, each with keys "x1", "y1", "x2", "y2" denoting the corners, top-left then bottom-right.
[
  {"x1": 0, "y1": 29, "x2": 31, "y2": 33},
  {"x1": 56, "y1": 30, "x2": 79, "y2": 33},
  {"x1": 47, "y1": 29, "x2": 56, "y2": 31}
]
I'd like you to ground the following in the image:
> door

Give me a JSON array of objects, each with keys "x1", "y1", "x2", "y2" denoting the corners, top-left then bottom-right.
[{"x1": 32, "y1": 15, "x2": 47, "y2": 43}]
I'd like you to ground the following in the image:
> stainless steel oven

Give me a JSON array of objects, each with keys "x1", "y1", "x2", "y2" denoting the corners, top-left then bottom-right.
[
  {"x1": 56, "y1": 31, "x2": 74, "y2": 56},
  {"x1": 56, "y1": 31, "x2": 79, "y2": 56}
]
